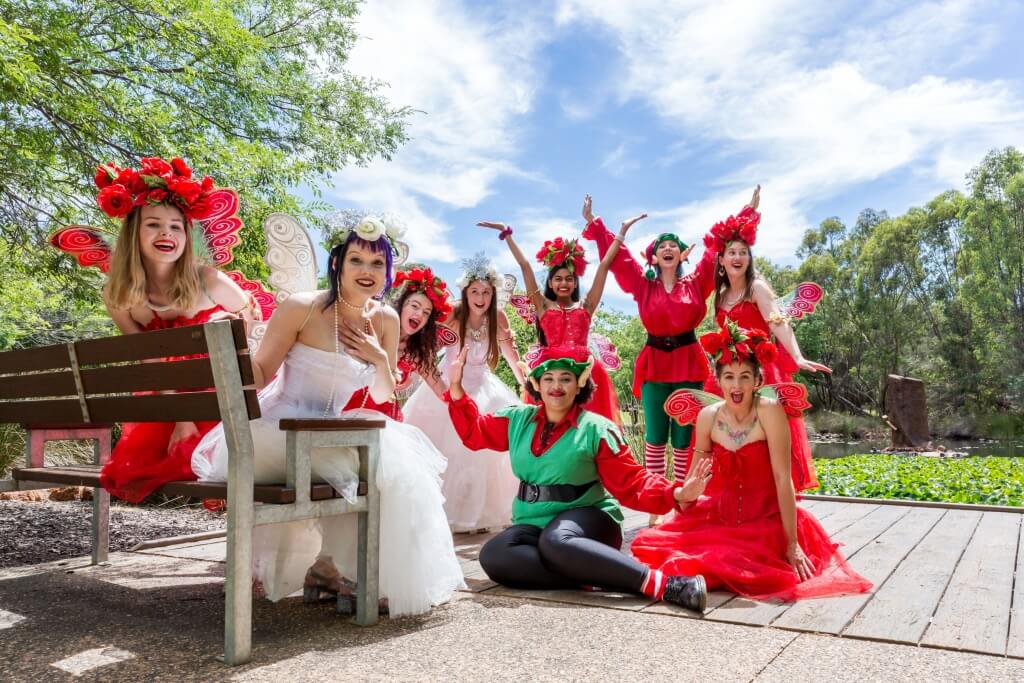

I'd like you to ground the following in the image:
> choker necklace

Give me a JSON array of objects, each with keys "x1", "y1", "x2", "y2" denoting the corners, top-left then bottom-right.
[
  {"x1": 338, "y1": 293, "x2": 367, "y2": 311},
  {"x1": 147, "y1": 298, "x2": 175, "y2": 313}
]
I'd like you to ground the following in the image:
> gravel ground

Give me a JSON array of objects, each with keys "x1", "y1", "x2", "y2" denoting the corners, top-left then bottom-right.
[{"x1": 0, "y1": 500, "x2": 224, "y2": 568}]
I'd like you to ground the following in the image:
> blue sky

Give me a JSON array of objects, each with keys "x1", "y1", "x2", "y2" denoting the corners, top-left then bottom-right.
[{"x1": 310, "y1": 0, "x2": 1024, "y2": 310}]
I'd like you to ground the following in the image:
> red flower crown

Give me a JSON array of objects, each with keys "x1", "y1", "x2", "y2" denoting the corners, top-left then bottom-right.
[
  {"x1": 393, "y1": 267, "x2": 453, "y2": 323},
  {"x1": 705, "y1": 205, "x2": 760, "y2": 252},
  {"x1": 94, "y1": 157, "x2": 218, "y2": 221},
  {"x1": 700, "y1": 320, "x2": 777, "y2": 367},
  {"x1": 536, "y1": 237, "x2": 588, "y2": 277}
]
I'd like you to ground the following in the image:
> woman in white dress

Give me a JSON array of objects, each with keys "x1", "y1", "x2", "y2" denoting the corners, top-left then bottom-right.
[
  {"x1": 403, "y1": 253, "x2": 524, "y2": 532},
  {"x1": 192, "y1": 215, "x2": 463, "y2": 616}
]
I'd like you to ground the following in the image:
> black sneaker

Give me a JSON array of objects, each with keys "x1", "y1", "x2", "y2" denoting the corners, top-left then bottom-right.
[{"x1": 662, "y1": 575, "x2": 707, "y2": 612}]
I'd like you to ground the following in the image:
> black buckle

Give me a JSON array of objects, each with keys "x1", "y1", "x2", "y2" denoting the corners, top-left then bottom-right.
[{"x1": 521, "y1": 482, "x2": 541, "y2": 503}]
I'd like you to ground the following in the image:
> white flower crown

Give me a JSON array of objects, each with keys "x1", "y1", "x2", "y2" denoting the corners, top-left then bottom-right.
[{"x1": 323, "y1": 209, "x2": 409, "y2": 264}]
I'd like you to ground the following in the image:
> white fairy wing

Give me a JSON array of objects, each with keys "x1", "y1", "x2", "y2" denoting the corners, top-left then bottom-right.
[
  {"x1": 774, "y1": 282, "x2": 824, "y2": 321},
  {"x1": 496, "y1": 273, "x2": 517, "y2": 311},
  {"x1": 263, "y1": 212, "x2": 319, "y2": 303}
]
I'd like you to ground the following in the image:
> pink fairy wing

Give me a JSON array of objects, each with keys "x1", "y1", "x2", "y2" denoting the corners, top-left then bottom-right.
[
  {"x1": 588, "y1": 333, "x2": 621, "y2": 371},
  {"x1": 778, "y1": 282, "x2": 824, "y2": 321},
  {"x1": 49, "y1": 226, "x2": 113, "y2": 273},
  {"x1": 224, "y1": 271, "x2": 277, "y2": 321},
  {"x1": 436, "y1": 326, "x2": 459, "y2": 346},
  {"x1": 196, "y1": 189, "x2": 243, "y2": 267},
  {"x1": 508, "y1": 295, "x2": 536, "y2": 324},
  {"x1": 664, "y1": 388, "x2": 721, "y2": 426},
  {"x1": 759, "y1": 383, "x2": 811, "y2": 418},
  {"x1": 523, "y1": 343, "x2": 543, "y2": 365}
]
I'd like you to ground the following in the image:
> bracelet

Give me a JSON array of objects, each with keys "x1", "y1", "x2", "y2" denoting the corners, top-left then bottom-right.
[
  {"x1": 612, "y1": 235, "x2": 625, "y2": 244},
  {"x1": 499, "y1": 226, "x2": 513, "y2": 241}
]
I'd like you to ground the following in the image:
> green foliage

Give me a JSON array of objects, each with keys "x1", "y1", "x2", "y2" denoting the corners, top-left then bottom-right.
[
  {"x1": 814, "y1": 455, "x2": 1024, "y2": 506},
  {"x1": 1, "y1": 0, "x2": 408, "y2": 281}
]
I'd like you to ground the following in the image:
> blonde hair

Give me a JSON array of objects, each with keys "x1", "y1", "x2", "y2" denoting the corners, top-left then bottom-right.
[{"x1": 105, "y1": 206, "x2": 203, "y2": 312}]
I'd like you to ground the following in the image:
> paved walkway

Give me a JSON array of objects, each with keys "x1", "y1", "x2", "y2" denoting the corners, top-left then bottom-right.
[{"x1": 2, "y1": 499, "x2": 1023, "y2": 681}]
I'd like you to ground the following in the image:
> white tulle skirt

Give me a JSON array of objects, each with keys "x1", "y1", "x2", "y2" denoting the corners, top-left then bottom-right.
[
  {"x1": 192, "y1": 379, "x2": 464, "y2": 615},
  {"x1": 403, "y1": 368, "x2": 520, "y2": 532}
]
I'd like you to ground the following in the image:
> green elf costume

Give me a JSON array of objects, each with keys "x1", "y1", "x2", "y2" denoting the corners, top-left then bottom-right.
[{"x1": 445, "y1": 345, "x2": 706, "y2": 611}]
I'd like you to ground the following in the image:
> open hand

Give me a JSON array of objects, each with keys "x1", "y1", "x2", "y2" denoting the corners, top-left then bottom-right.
[
  {"x1": 674, "y1": 457, "x2": 712, "y2": 507},
  {"x1": 620, "y1": 213, "x2": 648, "y2": 233},
  {"x1": 339, "y1": 319, "x2": 386, "y2": 365},
  {"x1": 797, "y1": 358, "x2": 832, "y2": 374},
  {"x1": 476, "y1": 221, "x2": 508, "y2": 232},
  {"x1": 582, "y1": 194, "x2": 595, "y2": 224},
  {"x1": 748, "y1": 185, "x2": 761, "y2": 210},
  {"x1": 787, "y1": 543, "x2": 815, "y2": 582}
]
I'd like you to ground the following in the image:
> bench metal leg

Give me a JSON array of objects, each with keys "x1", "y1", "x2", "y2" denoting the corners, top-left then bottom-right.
[
  {"x1": 91, "y1": 433, "x2": 111, "y2": 565},
  {"x1": 354, "y1": 442, "x2": 380, "y2": 626}
]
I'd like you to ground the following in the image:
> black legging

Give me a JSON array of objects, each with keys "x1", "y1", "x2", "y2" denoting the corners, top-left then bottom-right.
[{"x1": 479, "y1": 506, "x2": 648, "y2": 592}]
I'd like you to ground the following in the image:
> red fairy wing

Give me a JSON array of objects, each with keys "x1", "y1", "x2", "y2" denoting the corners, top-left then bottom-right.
[
  {"x1": 759, "y1": 383, "x2": 811, "y2": 417},
  {"x1": 508, "y1": 294, "x2": 536, "y2": 324},
  {"x1": 49, "y1": 226, "x2": 113, "y2": 273},
  {"x1": 224, "y1": 271, "x2": 277, "y2": 321},
  {"x1": 664, "y1": 388, "x2": 721, "y2": 426},
  {"x1": 196, "y1": 189, "x2": 242, "y2": 267},
  {"x1": 523, "y1": 343, "x2": 543, "y2": 365},
  {"x1": 588, "y1": 333, "x2": 621, "y2": 371},
  {"x1": 776, "y1": 282, "x2": 824, "y2": 321},
  {"x1": 436, "y1": 326, "x2": 459, "y2": 346}
]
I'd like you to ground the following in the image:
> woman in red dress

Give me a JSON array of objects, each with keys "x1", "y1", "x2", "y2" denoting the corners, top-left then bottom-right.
[
  {"x1": 706, "y1": 186, "x2": 830, "y2": 491},
  {"x1": 343, "y1": 267, "x2": 453, "y2": 420},
  {"x1": 477, "y1": 195, "x2": 645, "y2": 424},
  {"x1": 88, "y1": 158, "x2": 256, "y2": 502},
  {"x1": 632, "y1": 324, "x2": 870, "y2": 601}
]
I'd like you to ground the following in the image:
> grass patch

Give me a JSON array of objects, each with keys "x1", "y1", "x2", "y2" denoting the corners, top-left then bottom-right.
[{"x1": 813, "y1": 454, "x2": 1024, "y2": 506}]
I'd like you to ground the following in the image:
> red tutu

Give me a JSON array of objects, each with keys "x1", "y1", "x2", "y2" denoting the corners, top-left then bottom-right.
[
  {"x1": 707, "y1": 301, "x2": 817, "y2": 491},
  {"x1": 632, "y1": 441, "x2": 870, "y2": 601},
  {"x1": 99, "y1": 305, "x2": 228, "y2": 503}
]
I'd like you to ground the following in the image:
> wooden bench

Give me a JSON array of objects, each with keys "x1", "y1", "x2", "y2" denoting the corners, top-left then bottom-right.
[{"x1": 0, "y1": 319, "x2": 383, "y2": 665}]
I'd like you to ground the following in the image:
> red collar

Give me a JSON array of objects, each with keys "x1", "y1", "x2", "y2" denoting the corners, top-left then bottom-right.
[{"x1": 532, "y1": 402, "x2": 583, "y2": 430}]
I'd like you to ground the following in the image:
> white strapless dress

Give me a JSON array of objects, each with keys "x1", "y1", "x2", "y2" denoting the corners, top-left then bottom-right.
[
  {"x1": 191, "y1": 343, "x2": 464, "y2": 616},
  {"x1": 402, "y1": 331, "x2": 519, "y2": 532}
]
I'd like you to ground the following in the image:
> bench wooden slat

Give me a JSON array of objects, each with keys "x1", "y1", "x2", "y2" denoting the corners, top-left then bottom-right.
[
  {"x1": 80, "y1": 356, "x2": 255, "y2": 394},
  {"x1": 0, "y1": 399, "x2": 85, "y2": 423},
  {"x1": 74, "y1": 318, "x2": 247, "y2": 365},
  {"x1": 0, "y1": 391, "x2": 260, "y2": 423},
  {"x1": 279, "y1": 418, "x2": 386, "y2": 431},
  {"x1": 0, "y1": 369, "x2": 77, "y2": 399},
  {"x1": 11, "y1": 465, "x2": 364, "y2": 504},
  {"x1": 0, "y1": 344, "x2": 71, "y2": 375}
]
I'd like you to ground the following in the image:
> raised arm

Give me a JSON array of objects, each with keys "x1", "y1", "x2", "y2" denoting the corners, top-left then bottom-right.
[
  {"x1": 580, "y1": 195, "x2": 646, "y2": 296},
  {"x1": 478, "y1": 221, "x2": 547, "y2": 314},
  {"x1": 584, "y1": 210, "x2": 648, "y2": 313},
  {"x1": 445, "y1": 345, "x2": 512, "y2": 451}
]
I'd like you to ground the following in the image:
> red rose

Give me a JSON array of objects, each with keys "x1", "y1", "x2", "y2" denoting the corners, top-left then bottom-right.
[
  {"x1": 97, "y1": 184, "x2": 133, "y2": 218},
  {"x1": 200, "y1": 176, "x2": 214, "y2": 192},
  {"x1": 94, "y1": 164, "x2": 116, "y2": 189},
  {"x1": 142, "y1": 188, "x2": 168, "y2": 205},
  {"x1": 170, "y1": 157, "x2": 193, "y2": 178},
  {"x1": 755, "y1": 341, "x2": 778, "y2": 365},
  {"x1": 186, "y1": 196, "x2": 214, "y2": 219},
  {"x1": 115, "y1": 168, "x2": 145, "y2": 194},
  {"x1": 550, "y1": 251, "x2": 567, "y2": 266},
  {"x1": 167, "y1": 177, "x2": 202, "y2": 204},
  {"x1": 700, "y1": 331, "x2": 726, "y2": 356},
  {"x1": 140, "y1": 157, "x2": 173, "y2": 176}
]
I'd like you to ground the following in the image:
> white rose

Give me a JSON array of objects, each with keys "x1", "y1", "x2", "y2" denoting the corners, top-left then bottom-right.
[
  {"x1": 355, "y1": 217, "x2": 385, "y2": 242},
  {"x1": 384, "y1": 220, "x2": 406, "y2": 240}
]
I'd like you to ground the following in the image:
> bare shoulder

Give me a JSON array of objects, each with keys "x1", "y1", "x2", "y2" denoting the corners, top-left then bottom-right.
[
  {"x1": 497, "y1": 308, "x2": 512, "y2": 328},
  {"x1": 697, "y1": 403, "x2": 722, "y2": 425},
  {"x1": 751, "y1": 278, "x2": 776, "y2": 299},
  {"x1": 756, "y1": 397, "x2": 787, "y2": 424},
  {"x1": 277, "y1": 290, "x2": 321, "y2": 319}
]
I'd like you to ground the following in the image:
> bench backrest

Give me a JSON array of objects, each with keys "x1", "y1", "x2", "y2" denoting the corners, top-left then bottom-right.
[{"x1": 0, "y1": 319, "x2": 259, "y2": 425}]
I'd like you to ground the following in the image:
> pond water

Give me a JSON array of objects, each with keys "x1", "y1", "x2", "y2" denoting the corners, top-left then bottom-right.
[{"x1": 810, "y1": 437, "x2": 1024, "y2": 459}]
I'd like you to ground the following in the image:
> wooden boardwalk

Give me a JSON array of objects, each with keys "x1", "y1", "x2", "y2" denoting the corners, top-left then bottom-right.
[{"x1": 454, "y1": 499, "x2": 1024, "y2": 659}]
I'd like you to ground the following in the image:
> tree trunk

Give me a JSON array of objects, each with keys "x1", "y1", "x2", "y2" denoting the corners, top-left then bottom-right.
[{"x1": 884, "y1": 375, "x2": 930, "y2": 448}]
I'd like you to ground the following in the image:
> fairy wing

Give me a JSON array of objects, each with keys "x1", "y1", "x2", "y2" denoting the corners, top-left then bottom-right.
[
  {"x1": 195, "y1": 188, "x2": 243, "y2": 267},
  {"x1": 496, "y1": 273, "x2": 517, "y2": 311},
  {"x1": 588, "y1": 333, "x2": 621, "y2": 371},
  {"x1": 508, "y1": 295, "x2": 536, "y2": 324},
  {"x1": 775, "y1": 282, "x2": 824, "y2": 321},
  {"x1": 664, "y1": 388, "x2": 723, "y2": 426},
  {"x1": 263, "y1": 212, "x2": 319, "y2": 303},
  {"x1": 758, "y1": 382, "x2": 811, "y2": 418},
  {"x1": 436, "y1": 326, "x2": 459, "y2": 346},
  {"x1": 523, "y1": 343, "x2": 543, "y2": 366},
  {"x1": 49, "y1": 226, "x2": 113, "y2": 273}
]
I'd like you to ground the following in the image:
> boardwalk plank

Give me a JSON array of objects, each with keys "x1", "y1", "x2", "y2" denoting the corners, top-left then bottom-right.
[
  {"x1": 844, "y1": 509, "x2": 981, "y2": 644},
  {"x1": 816, "y1": 502, "x2": 883, "y2": 536},
  {"x1": 705, "y1": 504, "x2": 908, "y2": 627},
  {"x1": 922, "y1": 511, "x2": 1021, "y2": 656},
  {"x1": 1008, "y1": 517, "x2": 1024, "y2": 658},
  {"x1": 773, "y1": 507, "x2": 944, "y2": 634}
]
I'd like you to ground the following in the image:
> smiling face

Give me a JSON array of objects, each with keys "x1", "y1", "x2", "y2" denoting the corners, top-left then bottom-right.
[
  {"x1": 137, "y1": 203, "x2": 188, "y2": 265},
  {"x1": 400, "y1": 291, "x2": 434, "y2": 337},
  {"x1": 717, "y1": 360, "x2": 761, "y2": 407},
  {"x1": 538, "y1": 369, "x2": 580, "y2": 412},
  {"x1": 719, "y1": 241, "x2": 752, "y2": 280},
  {"x1": 465, "y1": 280, "x2": 494, "y2": 315},
  {"x1": 656, "y1": 239, "x2": 682, "y2": 270},
  {"x1": 339, "y1": 240, "x2": 388, "y2": 297},
  {"x1": 547, "y1": 267, "x2": 577, "y2": 300}
]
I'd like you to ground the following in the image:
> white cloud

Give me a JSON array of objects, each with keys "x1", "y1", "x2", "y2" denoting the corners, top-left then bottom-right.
[
  {"x1": 328, "y1": 0, "x2": 550, "y2": 263},
  {"x1": 556, "y1": 0, "x2": 1024, "y2": 262}
]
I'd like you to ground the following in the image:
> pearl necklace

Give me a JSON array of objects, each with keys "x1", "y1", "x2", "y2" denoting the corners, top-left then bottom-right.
[{"x1": 322, "y1": 298, "x2": 373, "y2": 417}]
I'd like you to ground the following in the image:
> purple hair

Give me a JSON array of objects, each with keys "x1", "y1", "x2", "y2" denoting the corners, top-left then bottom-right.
[{"x1": 323, "y1": 233, "x2": 395, "y2": 310}]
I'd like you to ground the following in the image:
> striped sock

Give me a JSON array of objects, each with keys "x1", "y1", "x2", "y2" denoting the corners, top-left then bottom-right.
[
  {"x1": 673, "y1": 447, "x2": 690, "y2": 482},
  {"x1": 641, "y1": 569, "x2": 667, "y2": 600},
  {"x1": 644, "y1": 443, "x2": 667, "y2": 476}
]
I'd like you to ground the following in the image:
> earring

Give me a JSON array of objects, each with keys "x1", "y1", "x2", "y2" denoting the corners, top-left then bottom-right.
[{"x1": 718, "y1": 266, "x2": 726, "y2": 276}]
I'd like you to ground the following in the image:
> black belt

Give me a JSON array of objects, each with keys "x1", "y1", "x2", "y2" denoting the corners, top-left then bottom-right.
[
  {"x1": 645, "y1": 330, "x2": 697, "y2": 352},
  {"x1": 517, "y1": 480, "x2": 597, "y2": 504}
]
